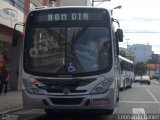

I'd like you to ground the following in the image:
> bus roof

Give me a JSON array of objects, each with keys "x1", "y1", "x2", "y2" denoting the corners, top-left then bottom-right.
[{"x1": 31, "y1": 6, "x2": 110, "y2": 12}]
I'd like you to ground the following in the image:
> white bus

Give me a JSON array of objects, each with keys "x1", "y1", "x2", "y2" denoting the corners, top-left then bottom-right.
[
  {"x1": 119, "y1": 55, "x2": 134, "y2": 90},
  {"x1": 13, "y1": 7, "x2": 123, "y2": 115}
]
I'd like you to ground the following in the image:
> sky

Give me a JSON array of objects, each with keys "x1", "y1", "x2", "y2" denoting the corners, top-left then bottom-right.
[{"x1": 98, "y1": 0, "x2": 160, "y2": 54}]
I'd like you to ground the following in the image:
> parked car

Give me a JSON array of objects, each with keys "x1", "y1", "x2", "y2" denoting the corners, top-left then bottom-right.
[
  {"x1": 151, "y1": 74, "x2": 160, "y2": 80},
  {"x1": 134, "y1": 76, "x2": 141, "y2": 83},
  {"x1": 140, "y1": 75, "x2": 150, "y2": 85}
]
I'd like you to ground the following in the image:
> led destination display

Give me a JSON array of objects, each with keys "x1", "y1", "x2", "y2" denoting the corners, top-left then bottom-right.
[
  {"x1": 29, "y1": 8, "x2": 110, "y2": 23},
  {"x1": 47, "y1": 13, "x2": 89, "y2": 21}
]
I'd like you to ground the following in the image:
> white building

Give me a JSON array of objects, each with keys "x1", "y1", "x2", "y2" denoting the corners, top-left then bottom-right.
[
  {"x1": 59, "y1": 0, "x2": 91, "y2": 6},
  {"x1": 127, "y1": 44, "x2": 153, "y2": 63}
]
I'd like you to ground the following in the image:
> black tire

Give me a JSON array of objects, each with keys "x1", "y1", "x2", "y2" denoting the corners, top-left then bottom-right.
[
  {"x1": 107, "y1": 109, "x2": 114, "y2": 114},
  {"x1": 117, "y1": 88, "x2": 120, "y2": 102},
  {"x1": 45, "y1": 109, "x2": 67, "y2": 117},
  {"x1": 45, "y1": 109, "x2": 54, "y2": 116},
  {"x1": 120, "y1": 87, "x2": 123, "y2": 91},
  {"x1": 128, "y1": 84, "x2": 132, "y2": 88},
  {"x1": 129, "y1": 79, "x2": 132, "y2": 88},
  {"x1": 45, "y1": 109, "x2": 62, "y2": 116},
  {"x1": 96, "y1": 109, "x2": 114, "y2": 115},
  {"x1": 123, "y1": 80, "x2": 125, "y2": 90}
]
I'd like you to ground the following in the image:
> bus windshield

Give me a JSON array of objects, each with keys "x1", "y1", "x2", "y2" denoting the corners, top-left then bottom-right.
[{"x1": 24, "y1": 9, "x2": 112, "y2": 76}]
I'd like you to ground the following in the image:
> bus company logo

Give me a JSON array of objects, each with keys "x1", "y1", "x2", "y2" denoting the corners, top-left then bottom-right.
[
  {"x1": 0, "y1": 8, "x2": 18, "y2": 24},
  {"x1": 63, "y1": 88, "x2": 70, "y2": 95}
]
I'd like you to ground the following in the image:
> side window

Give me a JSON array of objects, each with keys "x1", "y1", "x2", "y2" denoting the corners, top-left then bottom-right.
[
  {"x1": 7, "y1": 0, "x2": 25, "y2": 12},
  {"x1": 125, "y1": 62, "x2": 127, "y2": 71},
  {"x1": 15, "y1": 0, "x2": 24, "y2": 12},
  {"x1": 120, "y1": 61, "x2": 124, "y2": 70},
  {"x1": 131, "y1": 64, "x2": 134, "y2": 72},
  {"x1": 128, "y1": 63, "x2": 131, "y2": 71}
]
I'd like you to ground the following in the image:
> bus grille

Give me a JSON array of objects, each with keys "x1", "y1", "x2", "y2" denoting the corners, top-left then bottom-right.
[
  {"x1": 47, "y1": 88, "x2": 87, "y2": 93},
  {"x1": 50, "y1": 98, "x2": 83, "y2": 105}
]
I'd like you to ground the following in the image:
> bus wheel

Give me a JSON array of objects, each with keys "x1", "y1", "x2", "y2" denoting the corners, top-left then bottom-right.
[
  {"x1": 129, "y1": 80, "x2": 132, "y2": 88},
  {"x1": 128, "y1": 84, "x2": 132, "y2": 88},
  {"x1": 45, "y1": 109, "x2": 66, "y2": 116},
  {"x1": 45, "y1": 109, "x2": 53, "y2": 116},
  {"x1": 45, "y1": 109, "x2": 60, "y2": 116},
  {"x1": 123, "y1": 80, "x2": 125, "y2": 90},
  {"x1": 117, "y1": 88, "x2": 119, "y2": 102},
  {"x1": 107, "y1": 109, "x2": 114, "y2": 114}
]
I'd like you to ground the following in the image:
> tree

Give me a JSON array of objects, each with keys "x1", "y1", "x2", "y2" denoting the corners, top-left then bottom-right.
[
  {"x1": 119, "y1": 49, "x2": 126, "y2": 57},
  {"x1": 134, "y1": 62, "x2": 147, "y2": 77},
  {"x1": 146, "y1": 58, "x2": 159, "y2": 64}
]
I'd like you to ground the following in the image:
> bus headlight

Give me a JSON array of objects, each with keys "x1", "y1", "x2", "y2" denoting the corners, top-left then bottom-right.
[
  {"x1": 90, "y1": 78, "x2": 113, "y2": 94},
  {"x1": 23, "y1": 79, "x2": 44, "y2": 95}
]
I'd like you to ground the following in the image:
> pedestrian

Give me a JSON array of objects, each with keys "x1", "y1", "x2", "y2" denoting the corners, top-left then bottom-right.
[{"x1": 0, "y1": 63, "x2": 10, "y2": 96}]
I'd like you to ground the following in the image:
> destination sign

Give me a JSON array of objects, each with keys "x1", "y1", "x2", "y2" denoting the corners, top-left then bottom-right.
[
  {"x1": 29, "y1": 9, "x2": 110, "y2": 23},
  {"x1": 47, "y1": 13, "x2": 89, "y2": 21}
]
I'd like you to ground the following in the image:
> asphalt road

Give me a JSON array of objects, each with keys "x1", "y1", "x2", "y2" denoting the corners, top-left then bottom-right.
[{"x1": 1, "y1": 81, "x2": 160, "y2": 120}]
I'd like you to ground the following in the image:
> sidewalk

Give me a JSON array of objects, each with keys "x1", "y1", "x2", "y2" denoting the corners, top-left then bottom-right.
[{"x1": 0, "y1": 91, "x2": 23, "y2": 114}]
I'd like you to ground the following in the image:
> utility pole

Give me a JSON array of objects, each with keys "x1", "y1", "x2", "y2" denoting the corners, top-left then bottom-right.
[{"x1": 126, "y1": 38, "x2": 129, "y2": 48}]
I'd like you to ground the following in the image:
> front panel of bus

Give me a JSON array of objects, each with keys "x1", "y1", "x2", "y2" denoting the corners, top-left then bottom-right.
[{"x1": 22, "y1": 7, "x2": 117, "y2": 112}]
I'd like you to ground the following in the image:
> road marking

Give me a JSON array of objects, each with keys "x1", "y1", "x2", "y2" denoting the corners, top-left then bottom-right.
[
  {"x1": 0, "y1": 107, "x2": 23, "y2": 115},
  {"x1": 119, "y1": 101, "x2": 157, "y2": 103},
  {"x1": 133, "y1": 108, "x2": 145, "y2": 114},
  {"x1": 132, "y1": 108, "x2": 147, "y2": 120},
  {"x1": 113, "y1": 107, "x2": 118, "y2": 114},
  {"x1": 144, "y1": 86, "x2": 160, "y2": 105}
]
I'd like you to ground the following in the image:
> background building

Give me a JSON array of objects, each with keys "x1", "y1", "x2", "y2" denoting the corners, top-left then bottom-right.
[
  {"x1": 0, "y1": 0, "x2": 25, "y2": 90},
  {"x1": 59, "y1": 0, "x2": 91, "y2": 6},
  {"x1": 127, "y1": 44, "x2": 153, "y2": 63},
  {"x1": 152, "y1": 54, "x2": 160, "y2": 63}
]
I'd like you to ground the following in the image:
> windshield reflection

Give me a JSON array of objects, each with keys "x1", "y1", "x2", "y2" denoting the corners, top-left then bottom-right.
[{"x1": 25, "y1": 27, "x2": 112, "y2": 75}]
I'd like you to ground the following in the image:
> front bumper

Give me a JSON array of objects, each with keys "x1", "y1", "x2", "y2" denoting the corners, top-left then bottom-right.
[
  {"x1": 140, "y1": 80, "x2": 150, "y2": 84},
  {"x1": 22, "y1": 89, "x2": 115, "y2": 111}
]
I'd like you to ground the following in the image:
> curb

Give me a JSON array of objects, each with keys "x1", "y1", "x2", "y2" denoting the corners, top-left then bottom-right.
[{"x1": 0, "y1": 107, "x2": 23, "y2": 115}]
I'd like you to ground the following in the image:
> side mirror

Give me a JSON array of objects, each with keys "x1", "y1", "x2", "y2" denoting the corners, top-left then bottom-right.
[
  {"x1": 12, "y1": 22, "x2": 25, "y2": 47},
  {"x1": 116, "y1": 29, "x2": 123, "y2": 42}
]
